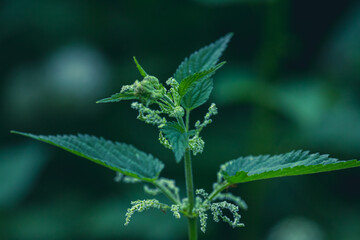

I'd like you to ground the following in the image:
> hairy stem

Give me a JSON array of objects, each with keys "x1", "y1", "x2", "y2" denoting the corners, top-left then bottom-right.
[{"x1": 184, "y1": 109, "x2": 197, "y2": 240}]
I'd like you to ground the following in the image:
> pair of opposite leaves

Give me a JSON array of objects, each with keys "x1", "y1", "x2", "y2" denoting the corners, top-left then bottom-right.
[{"x1": 11, "y1": 33, "x2": 360, "y2": 185}]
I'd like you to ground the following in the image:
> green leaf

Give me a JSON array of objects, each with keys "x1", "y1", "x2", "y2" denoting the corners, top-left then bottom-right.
[
  {"x1": 174, "y1": 33, "x2": 233, "y2": 82},
  {"x1": 220, "y1": 150, "x2": 360, "y2": 184},
  {"x1": 133, "y1": 56, "x2": 148, "y2": 77},
  {"x1": 161, "y1": 122, "x2": 188, "y2": 163},
  {"x1": 96, "y1": 92, "x2": 136, "y2": 104},
  {"x1": 181, "y1": 78, "x2": 213, "y2": 110},
  {"x1": 178, "y1": 62, "x2": 225, "y2": 97},
  {"x1": 11, "y1": 131, "x2": 164, "y2": 181},
  {"x1": 174, "y1": 33, "x2": 231, "y2": 110}
]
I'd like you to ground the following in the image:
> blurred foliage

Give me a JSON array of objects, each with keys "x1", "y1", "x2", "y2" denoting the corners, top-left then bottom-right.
[
  {"x1": 1, "y1": 0, "x2": 360, "y2": 239},
  {"x1": 0, "y1": 144, "x2": 47, "y2": 209}
]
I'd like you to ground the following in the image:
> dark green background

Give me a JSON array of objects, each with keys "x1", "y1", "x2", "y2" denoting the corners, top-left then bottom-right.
[{"x1": 1, "y1": 0, "x2": 360, "y2": 239}]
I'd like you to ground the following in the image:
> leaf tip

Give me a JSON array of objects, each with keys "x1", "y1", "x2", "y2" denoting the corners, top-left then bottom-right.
[
  {"x1": 96, "y1": 97, "x2": 111, "y2": 104},
  {"x1": 10, "y1": 130, "x2": 30, "y2": 138},
  {"x1": 226, "y1": 32, "x2": 234, "y2": 38},
  {"x1": 133, "y1": 56, "x2": 148, "y2": 77}
]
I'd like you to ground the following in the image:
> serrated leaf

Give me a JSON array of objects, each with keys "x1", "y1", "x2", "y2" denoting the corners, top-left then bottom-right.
[
  {"x1": 11, "y1": 131, "x2": 164, "y2": 181},
  {"x1": 178, "y1": 62, "x2": 225, "y2": 97},
  {"x1": 161, "y1": 122, "x2": 188, "y2": 163},
  {"x1": 220, "y1": 150, "x2": 360, "y2": 184},
  {"x1": 181, "y1": 78, "x2": 213, "y2": 110},
  {"x1": 96, "y1": 92, "x2": 136, "y2": 104},
  {"x1": 174, "y1": 33, "x2": 233, "y2": 82}
]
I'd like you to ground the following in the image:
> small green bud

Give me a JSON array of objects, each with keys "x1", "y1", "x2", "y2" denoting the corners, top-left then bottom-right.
[
  {"x1": 166, "y1": 77, "x2": 179, "y2": 88},
  {"x1": 170, "y1": 204, "x2": 181, "y2": 219},
  {"x1": 169, "y1": 106, "x2": 184, "y2": 118},
  {"x1": 133, "y1": 76, "x2": 166, "y2": 105}
]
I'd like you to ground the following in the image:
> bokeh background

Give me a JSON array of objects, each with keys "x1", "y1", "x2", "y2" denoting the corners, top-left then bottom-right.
[{"x1": 1, "y1": 0, "x2": 360, "y2": 239}]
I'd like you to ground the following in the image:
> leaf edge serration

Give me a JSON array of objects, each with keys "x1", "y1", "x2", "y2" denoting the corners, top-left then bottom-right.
[
  {"x1": 219, "y1": 150, "x2": 360, "y2": 184},
  {"x1": 11, "y1": 130, "x2": 164, "y2": 181}
]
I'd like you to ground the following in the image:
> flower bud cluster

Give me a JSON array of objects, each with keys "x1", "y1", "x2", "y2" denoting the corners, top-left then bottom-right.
[
  {"x1": 198, "y1": 209, "x2": 208, "y2": 233},
  {"x1": 144, "y1": 185, "x2": 162, "y2": 196},
  {"x1": 192, "y1": 188, "x2": 245, "y2": 233},
  {"x1": 195, "y1": 103, "x2": 218, "y2": 131},
  {"x1": 166, "y1": 78, "x2": 181, "y2": 105},
  {"x1": 134, "y1": 76, "x2": 166, "y2": 105},
  {"x1": 213, "y1": 192, "x2": 248, "y2": 211},
  {"x1": 189, "y1": 135, "x2": 205, "y2": 156},
  {"x1": 131, "y1": 102, "x2": 166, "y2": 128},
  {"x1": 120, "y1": 75, "x2": 166, "y2": 106},
  {"x1": 159, "y1": 132, "x2": 172, "y2": 149},
  {"x1": 169, "y1": 106, "x2": 184, "y2": 118},
  {"x1": 125, "y1": 199, "x2": 166, "y2": 226},
  {"x1": 171, "y1": 204, "x2": 181, "y2": 219},
  {"x1": 210, "y1": 201, "x2": 244, "y2": 228}
]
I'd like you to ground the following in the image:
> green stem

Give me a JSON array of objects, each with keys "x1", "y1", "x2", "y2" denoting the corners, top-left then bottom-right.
[
  {"x1": 184, "y1": 109, "x2": 197, "y2": 240},
  {"x1": 207, "y1": 182, "x2": 232, "y2": 202},
  {"x1": 187, "y1": 216, "x2": 198, "y2": 240},
  {"x1": 152, "y1": 180, "x2": 180, "y2": 205},
  {"x1": 184, "y1": 150, "x2": 195, "y2": 212},
  {"x1": 184, "y1": 149, "x2": 197, "y2": 240},
  {"x1": 177, "y1": 117, "x2": 186, "y2": 129},
  {"x1": 186, "y1": 109, "x2": 190, "y2": 130}
]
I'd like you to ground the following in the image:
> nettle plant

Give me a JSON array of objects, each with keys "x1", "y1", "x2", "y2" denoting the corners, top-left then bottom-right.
[{"x1": 12, "y1": 33, "x2": 360, "y2": 240}]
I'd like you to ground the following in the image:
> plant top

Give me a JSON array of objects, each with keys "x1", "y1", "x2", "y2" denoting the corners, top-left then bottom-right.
[{"x1": 12, "y1": 33, "x2": 360, "y2": 240}]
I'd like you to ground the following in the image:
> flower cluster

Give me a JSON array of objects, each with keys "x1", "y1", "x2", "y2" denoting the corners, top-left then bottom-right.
[
  {"x1": 213, "y1": 192, "x2": 248, "y2": 211},
  {"x1": 159, "y1": 132, "x2": 172, "y2": 149},
  {"x1": 131, "y1": 102, "x2": 166, "y2": 128},
  {"x1": 143, "y1": 184, "x2": 162, "y2": 196},
  {"x1": 171, "y1": 204, "x2": 181, "y2": 219},
  {"x1": 188, "y1": 103, "x2": 218, "y2": 155},
  {"x1": 120, "y1": 75, "x2": 166, "y2": 106},
  {"x1": 192, "y1": 188, "x2": 245, "y2": 233},
  {"x1": 194, "y1": 103, "x2": 218, "y2": 132},
  {"x1": 124, "y1": 198, "x2": 183, "y2": 226},
  {"x1": 125, "y1": 199, "x2": 166, "y2": 226},
  {"x1": 189, "y1": 135, "x2": 205, "y2": 156}
]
